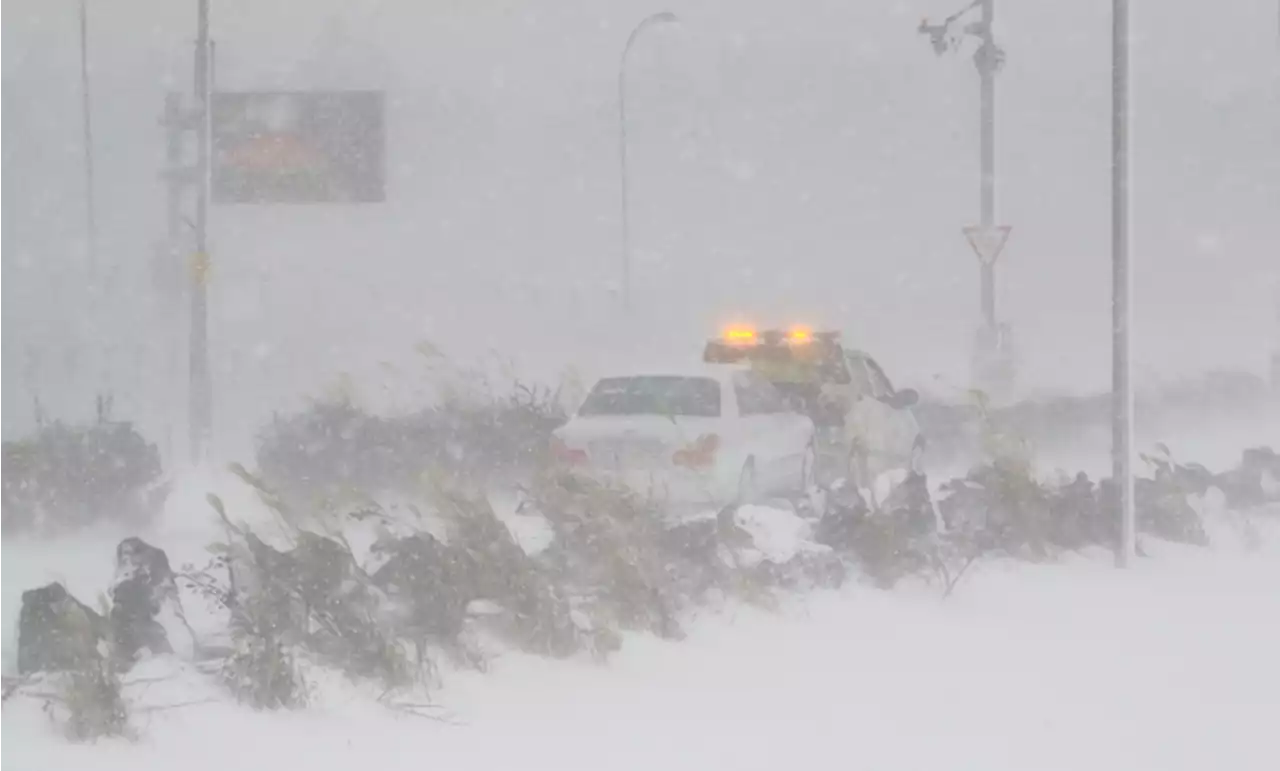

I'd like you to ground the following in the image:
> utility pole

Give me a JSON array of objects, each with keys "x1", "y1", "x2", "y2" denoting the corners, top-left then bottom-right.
[
  {"x1": 1269, "y1": 1, "x2": 1280, "y2": 397},
  {"x1": 77, "y1": 0, "x2": 98, "y2": 279},
  {"x1": 1111, "y1": 0, "x2": 1136, "y2": 567},
  {"x1": 618, "y1": 11, "x2": 678, "y2": 313},
  {"x1": 977, "y1": 0, "x2": 996, "y2": 333},
  {"x1": 159, "y1": 93, "x2": 186, "y2": 465},
  {"x1": 919, "y1": 0, "x2": 1013, "y2": 397},
  {"x1": 191, "y1": 0, "x2": 213, "y2": 462}
]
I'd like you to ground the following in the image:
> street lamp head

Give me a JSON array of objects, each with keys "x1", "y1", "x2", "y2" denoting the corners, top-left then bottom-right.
[{"x1": 918, "y1": 18, "x2": 952, "y2": 56}]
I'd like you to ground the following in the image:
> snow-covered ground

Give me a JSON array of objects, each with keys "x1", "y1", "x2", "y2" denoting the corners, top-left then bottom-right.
[{"x1": 4, "y1": 466, "x2": 1280, "y2": 771}]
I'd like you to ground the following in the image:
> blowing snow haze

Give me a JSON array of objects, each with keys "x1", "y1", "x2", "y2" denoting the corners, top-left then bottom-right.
[{"x1": 2, "y1": 0, "x2": 1278, "y2": 457}]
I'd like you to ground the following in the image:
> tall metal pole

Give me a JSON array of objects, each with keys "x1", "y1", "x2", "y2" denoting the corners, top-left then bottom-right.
[
  {"x1": 190, "y1": 0, "x2": 213, "y2": 462},
  {"x1": 162, "y1": 92, "x2": 185, "y2": 465},
  {"x1": 1269, "y1": 1, "x2": 1280, "y2": 389},
  {"x1": 978, "y1": 0, "x2": 996, "y2": 332},
  {"x1": 78, "y1": 0, "x2": 97, "y2": 279},
  {"x1": 1112, "y1": 0, "x2": 1136, "y2": 567},
  {"x1": 918, "y1": 1, "x2": 1010, "y2": 394},
  {"x1": 618, "y1": 11, "x2": 677, "y2": 313}
]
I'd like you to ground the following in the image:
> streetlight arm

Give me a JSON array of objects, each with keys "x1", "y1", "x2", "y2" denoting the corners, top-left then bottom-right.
[
  {"x1": 619, "y1": 11, "x2": 679, "y2": 125},
  {"x1": 617, "y1": 11, "x2": 678, "y2": 312},
  {"x1": 918, "y1": 0, "x2": 984, "y2": 55},
  {"x1": 623, "y1": 11, "x2": 679, "y2": 60}
]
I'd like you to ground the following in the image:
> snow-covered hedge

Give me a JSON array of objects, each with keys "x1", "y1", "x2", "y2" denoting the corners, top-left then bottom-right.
[
  {"x1": 255, "y1": 383, "x2": 566, "y2": 507},
  {"x1": 917, "y1": 371, "x2": 1275, "y2": 465},
  {"x1": 7, "y1": 443, "x2": 1276, "y2": 737},
  {"x1": 2, "y1": 418, "x2": 166, "y2": 536}
]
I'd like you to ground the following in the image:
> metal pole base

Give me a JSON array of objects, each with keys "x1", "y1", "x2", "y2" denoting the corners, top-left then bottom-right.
[{"x1": 971, "y1": 323, "x2": 1016, "y2": 402}]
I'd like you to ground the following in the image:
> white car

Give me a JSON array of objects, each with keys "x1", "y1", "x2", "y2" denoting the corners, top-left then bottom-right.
[{"x1": 550, "y1": 364, "x2": 816, "y2": 507}]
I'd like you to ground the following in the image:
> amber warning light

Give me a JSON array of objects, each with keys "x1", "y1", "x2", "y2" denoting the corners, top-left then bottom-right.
[{"x1": 787, "y1": 327, "x2": 813, "y2": 344}]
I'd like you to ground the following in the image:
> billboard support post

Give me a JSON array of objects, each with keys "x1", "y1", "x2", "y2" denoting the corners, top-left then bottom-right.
[{"x1": 163, "y1": 4, "x2": 385, "y2": 463}]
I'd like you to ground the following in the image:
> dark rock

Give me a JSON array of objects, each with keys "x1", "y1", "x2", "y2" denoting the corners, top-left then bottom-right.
[
  {"x1": 110, "y1": 537, "x2": 195, "y2": 662},
  {"x1": 17, "y1": 582, "x2": 105, "y2": 675}
]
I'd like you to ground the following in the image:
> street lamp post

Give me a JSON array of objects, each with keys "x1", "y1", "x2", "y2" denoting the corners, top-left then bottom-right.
[
  {"x1": 919, "y1": 0, "x2": 1012, "y2": 396},
  {"x1": 618, "y1": 11, "x2": 678, "y2": 312},
  {"x1": 78, "y1": 0, "x2": 98, "y2": 280},
  {"x1": 1111, "y1": 0, "x2": 1136, "y2": 567}
]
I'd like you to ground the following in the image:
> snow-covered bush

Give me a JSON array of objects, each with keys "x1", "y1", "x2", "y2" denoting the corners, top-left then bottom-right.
[
  {"x1": 1122, "y1": 446, "x2": 1211, "y2": 546},
  {"x1": 255, "y1": 379, "x2": 565, "y2": 506},
  {"x1": 180, "y1": 530, "x2": 309, "y2": 710},
  {"x1": 524, "y1": 473, "x2": 684, "y2": 641},
  {"x1": 917, "y1": 371, "x2": 1273, "y2": 469},
  {"x1": 15, "y1": 583, "x2": 131, "y2": 741},
  {"x1": 51, "y1": 644, "x2": 130, "y2": 743},
  {"x1": 813, "y1": 474, "x2": 937, "y2": 589},
  {"x1": 422, "y1": 485, "x2": 582, "y2": 658},
  {"x1": 938, "y1": 463, "x2": 1055, "y2": 559},
  {"x1": 2, "y1": 415, "x2": 165, "y2": 535}
]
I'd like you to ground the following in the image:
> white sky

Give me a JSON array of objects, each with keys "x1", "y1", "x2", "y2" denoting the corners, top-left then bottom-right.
[{"x1": 3, "y1": 0, "x2": 1278, "y2": 457}]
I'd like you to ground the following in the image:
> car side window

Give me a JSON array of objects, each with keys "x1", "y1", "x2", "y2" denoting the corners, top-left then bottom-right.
[
  {"x1": 843, "y1": 354, "x2": 874, "y2": 399},
  {"x1": 863, "y1": 358, "x2": 895, "y2": 400},
  {"x1": 733, "y1": 373, "x2": 788, "y2": 415}
]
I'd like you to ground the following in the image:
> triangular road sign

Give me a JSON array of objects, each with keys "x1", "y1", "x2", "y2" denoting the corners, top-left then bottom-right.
[{"x1": 963, "y1": 224, "x2": 1012, "y2": 266}]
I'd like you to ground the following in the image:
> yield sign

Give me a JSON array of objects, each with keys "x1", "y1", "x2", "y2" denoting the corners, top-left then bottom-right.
[{"x1": 963, "y1": 225, "x2": 1012, "y2": 266}]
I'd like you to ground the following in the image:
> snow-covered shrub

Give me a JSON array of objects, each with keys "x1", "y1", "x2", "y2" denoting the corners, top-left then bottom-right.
[
  {"x1": 939, "y1": 463, "x2": 1055, "y2": 559},
  {"x1": 525, "y1": 473, "x2": 684, "y2": 641},
  {"x1": 51, "y1": 646, "x2": 131, "y2": 742},
  {"x1": 1044, "y1": 472, "x2": 1110, "y2": 550},
  {"x1": 937, "y1": 390, "x2": 1061, "y2": 559},
  {"x1": 203, "y1": 493, "x2": 414, "y2": 699},
  {"x1": 1214, "y1": 446, "x2": 1280, "y2": 509},
  {"x1": 256, "y1": 378, "x2": 566, "y2": 506},
  {"x1": 178, "y1": 534, "x2": 309, "y2": 711},
  {"x1": 811, "y1": 474, "x2": 942, "y2": 589},
  {"x1": 426, "y1": 485, "x2": 581, "y2": 657},
  {"x1": 221, "y1": 588, "x2": 309, "y2": 711},
  {"x1": 1109, "y1": 447, "x2": 1210, "y2": 546},
  {"x1": 917, "y1": 372, "x2": 1272, "y2": 468},
  {"x1": 13, "y1": 581, "x2": 131, "y2": 739},
  {"x1": 2, "y1": 416, "x2": 165, "y2": 535}
]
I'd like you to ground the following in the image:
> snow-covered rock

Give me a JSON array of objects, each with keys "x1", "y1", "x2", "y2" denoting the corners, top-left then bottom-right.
[
  {"x1": 109, "y1": 538, "x2": 196, "y2": 663},
  {"x1": 17, "y1": 582, "x2": 106, "y2": 675}
]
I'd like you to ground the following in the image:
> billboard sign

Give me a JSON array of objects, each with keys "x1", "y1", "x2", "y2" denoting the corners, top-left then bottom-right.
[{"x1": 211, "y1": 90, "x2": 385, "y2": 204}]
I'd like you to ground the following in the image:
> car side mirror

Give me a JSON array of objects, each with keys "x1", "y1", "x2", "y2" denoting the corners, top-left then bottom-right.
[{"x1": 888, "y1": 388, "x2": 919, "y2": 409}]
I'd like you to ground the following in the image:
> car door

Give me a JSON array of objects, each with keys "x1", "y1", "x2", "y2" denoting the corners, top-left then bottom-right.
[
  {"x1": 733, "y1": 371, "x2": 809, "y2": 492},
  {"x1": 843, "y1": 353, "x2": 896, "y2": 471},
  {"x1": 863, "y1": 357, "x2": 921, "y2": 465}
]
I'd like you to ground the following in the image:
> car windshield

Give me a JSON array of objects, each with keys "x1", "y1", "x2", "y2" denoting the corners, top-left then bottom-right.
[{"x1": 578, "y1": 376, "x2": 720, "y2": 418}]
